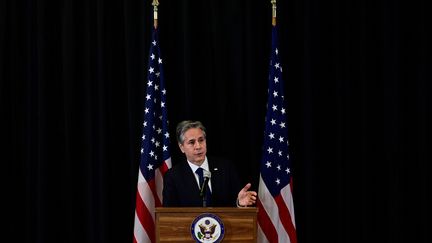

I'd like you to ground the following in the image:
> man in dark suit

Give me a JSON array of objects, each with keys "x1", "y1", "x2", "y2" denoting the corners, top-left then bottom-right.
[{"x1": 162, "y1": 120, "x2": 257, "y2": 207}]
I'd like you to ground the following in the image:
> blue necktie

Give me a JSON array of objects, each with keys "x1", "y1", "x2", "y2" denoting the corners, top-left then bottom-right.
[{"x1": 195, "y1": 167, "x2": 211, "y2": 206}]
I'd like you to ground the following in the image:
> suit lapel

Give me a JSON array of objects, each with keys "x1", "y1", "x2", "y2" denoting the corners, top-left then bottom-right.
[
  {"x1": 209, "y1": 158, "x2": 221, "y2": 198},
  {"x1": 180, "y1": 162, "x2": 202, "y2": 203}
]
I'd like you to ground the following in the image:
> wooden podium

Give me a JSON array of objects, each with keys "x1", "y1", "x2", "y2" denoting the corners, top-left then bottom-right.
[{"x1": 155, "y1": 207, "x2": 258, "y2": 242}]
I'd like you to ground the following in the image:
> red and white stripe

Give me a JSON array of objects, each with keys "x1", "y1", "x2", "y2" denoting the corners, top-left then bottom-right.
[
  {"x1": 133, "y1": 158, "x2": 171, "y2": 243},
  {"x1": 257, "y1": 175, "x2": 297, "y2": 243}
]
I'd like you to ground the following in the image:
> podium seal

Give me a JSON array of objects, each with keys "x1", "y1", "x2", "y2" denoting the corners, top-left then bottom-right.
[{"x1": 190, "y1": 213, "x2": 225, "y2": 243}]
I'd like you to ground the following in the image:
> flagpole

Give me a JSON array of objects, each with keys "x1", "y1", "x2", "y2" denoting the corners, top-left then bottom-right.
[
  {"x1": 152, "y1": 0, "x2": 159, "y2": 28},
  {"x1": 271, "y1": 0, "x2": 277, "y2": 26}
]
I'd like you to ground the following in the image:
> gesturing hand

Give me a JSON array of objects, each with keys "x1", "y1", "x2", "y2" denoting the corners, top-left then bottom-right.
[{"x1": 237, "y1": 183, "x2": 257, "y2": 207}]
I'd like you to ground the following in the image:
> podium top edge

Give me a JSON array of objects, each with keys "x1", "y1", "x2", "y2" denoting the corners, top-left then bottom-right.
[{"x1": 155, "y1": 207, "x2": 258, "y2": 213}]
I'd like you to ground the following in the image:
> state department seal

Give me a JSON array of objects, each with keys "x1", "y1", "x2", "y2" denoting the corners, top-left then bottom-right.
[{"x1": 190, "y1": 213, "x2": 225, "y2": 243}]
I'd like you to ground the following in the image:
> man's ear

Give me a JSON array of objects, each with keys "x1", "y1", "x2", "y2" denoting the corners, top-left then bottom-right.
[{"x1": 178, "y1": 143, "x2": 185, "y2": 153}]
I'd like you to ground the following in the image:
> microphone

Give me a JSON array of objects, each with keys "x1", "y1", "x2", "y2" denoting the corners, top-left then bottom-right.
[{"x1": 199, "y1": 170, "x2": 211, "y2": 198}]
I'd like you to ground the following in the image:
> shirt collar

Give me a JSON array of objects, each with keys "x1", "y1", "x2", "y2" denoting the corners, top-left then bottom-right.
[{"x1": 187, "y1": 156, "x2": 210, "y2": 173}]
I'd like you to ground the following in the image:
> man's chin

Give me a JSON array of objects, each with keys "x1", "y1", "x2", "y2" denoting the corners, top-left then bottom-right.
[{"x1": 192, "y1": 157, "x2": 205, "y2": 164}]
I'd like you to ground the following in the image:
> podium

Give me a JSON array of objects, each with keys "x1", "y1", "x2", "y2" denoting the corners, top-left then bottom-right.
[{"x1": 155, "y1": 207, "x2": 258, "y2": 242}]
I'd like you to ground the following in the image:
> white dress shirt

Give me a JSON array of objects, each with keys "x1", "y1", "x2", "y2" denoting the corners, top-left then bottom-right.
[{"x1": 187, "y1": 156, "x2": 212, "y2": 192}]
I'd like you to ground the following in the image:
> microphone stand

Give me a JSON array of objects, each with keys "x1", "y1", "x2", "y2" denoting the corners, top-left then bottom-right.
[{"x1": 200, "y1": 177, "x2": 209, "y2": 207}]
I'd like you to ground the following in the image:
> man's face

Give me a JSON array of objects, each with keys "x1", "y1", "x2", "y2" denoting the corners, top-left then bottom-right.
[{"x1": 179, "y1": 128, "x2": 207, "y2": 165}]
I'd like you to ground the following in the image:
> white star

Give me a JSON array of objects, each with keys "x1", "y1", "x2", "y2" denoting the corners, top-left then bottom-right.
[
  {"x1": 155, "y1": 141, "x2": 160, "y2": 147},
  {"x1": 266, "y1": 161, "x2": 272, "y2": 168},
  {"x1": 281, "y1": 108, "x2": 286, "y2": 114},
  {"x1": 147, "y1": 164, "x2": 154, "y2": 170},
  {"x1": 275, "y1": 178, "x2": 280, "y2": 185},
  {"x1": 286, "y1": 168, "x2": 291, "y2": 174},
  {"x1": 156, "y1": 128, "x2": 162, "y2": 134},
  {"x1": 267, "y1": 147, "x2": 273, "y2": 154},
  {"x1": 162, "y1": 145, "x2": 168, "y2": 151},
  {"x1": 161, "y1": 102, "x2": 165, "y2": 108},
  {"x1": 275, "y1": 48, "x2": 279, "y2": 55},
  {"x1": 145, "y1": 94, "x2": 151, "y2": 100},
  {"x1": 272, "y1": 104, "x2": 278, "y2": 111},
  {"x1": 149, "y1": 67, "x2": 154, "y2": 74},
  {"x1": 274, "y1": 77, "x2": 279, "y2": 83},
  {"x1": 270, "y1": 119, "x2": 277, "y2": 125},
  {"x1": 273, "y1": 91, "x2": 278, "y2": 97},
  {"x1": 154, "y1": 84, "x2": 159, "y2": 90},
  {"x1": 144, "y1": 108, "x2": 149, "y2": 114},
  {"x1": 275, "y1": 63, "x2": 280, "y2": 69},
  {"x1": 147, "y1": 80, "x2": 153, "y2": 87},
  {"x1": 140, "y1": 148, "x2": 143, "y2": 154},
  {"x1": 150, "y1": 53, "x2": 155, "y2": 60},
  {"x1": 158, "y1": 58, "x2": 162, "y2": 64},
  {"x1": 278, "y1": 150, "x2": 283, "y2": 156},
  {"x1": 279, "y1": 122, "x2": 286, "y2": 128},
  {"x1": 277, "y1": 165, "x2": 281, "y2": 171},
  {"x1": 268, "y1": 133, "x2": 275, "y2": 139},
  {"x1": 143, "y1": 121, "x2": 147, "y2": 127},
  {"x1": 156, "y1": 72, "x2": 160, "y2": 77},
  {"x1": 162, "y1": 89, "x2": 166, "y2": 95},
  {"x1": 149, "y1": 150, "x2": 154, "y2": 157},
  {"x1": 279, "y1": 136, "x2": 284, "y2": 143},
  {"x1": 152, "y1": 40, "x2": 157, "y2": 46},
  {"x1": 164, "y1": 132, "x2": 170, "y2": 138}
]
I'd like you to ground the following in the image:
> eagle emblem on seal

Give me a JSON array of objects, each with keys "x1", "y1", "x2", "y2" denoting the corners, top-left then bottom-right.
[
  {"x1": 199, "y1": 220, "x2": 217, "y2": 240},
  {"x1": 191, "y1": 213, "x2": 225, "y2": 242}
]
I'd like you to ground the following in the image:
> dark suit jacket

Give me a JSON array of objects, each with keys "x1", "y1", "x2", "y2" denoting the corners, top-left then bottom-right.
[{"x1": 162, "y1": 157, "x2": 242, "y2": 207}]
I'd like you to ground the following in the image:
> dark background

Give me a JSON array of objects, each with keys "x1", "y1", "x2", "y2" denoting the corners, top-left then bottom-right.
[{"x1": 1, "y1": 0, "x2": 431, "y2": 242}]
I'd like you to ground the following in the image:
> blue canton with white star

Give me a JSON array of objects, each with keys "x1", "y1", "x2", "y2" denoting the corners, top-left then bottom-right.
[
  {"x1": 260, "y1": 26, "x2": 292, "y2": 197},
  {"x1": 140, "y1": 28, "x2": 171, "y2": 181}
]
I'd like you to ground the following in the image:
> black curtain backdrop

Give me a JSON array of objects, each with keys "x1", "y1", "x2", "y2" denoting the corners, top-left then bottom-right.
[{"x1": 2, "y1": 0, "x2": 431, "y2": 242}]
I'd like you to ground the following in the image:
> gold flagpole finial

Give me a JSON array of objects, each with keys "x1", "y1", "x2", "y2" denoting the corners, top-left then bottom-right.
[
  {"x1": 152, "y1": 0, "x2": 160, "y2": 28},
  {"x1": 271, "y1": 0, "x2": 277, "y2": 26}
]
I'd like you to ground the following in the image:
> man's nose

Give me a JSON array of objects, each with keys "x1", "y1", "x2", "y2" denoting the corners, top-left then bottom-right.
[{"x1": 194, "y1": 141, "x2": 201, "y2": 149}]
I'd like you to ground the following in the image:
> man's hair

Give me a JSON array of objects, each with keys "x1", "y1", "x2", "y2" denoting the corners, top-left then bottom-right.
[{"x1": 176, "y1": 120, "x2": 207, "y2": 144}]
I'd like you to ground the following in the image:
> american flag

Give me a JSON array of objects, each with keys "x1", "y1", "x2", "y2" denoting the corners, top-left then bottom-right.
[
  {"x1": 133, "y1": 26, "x2": 172, "y2": 243},
  {"x1": 257, "y1": 26, "x2": 297, "y2": 243}
]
